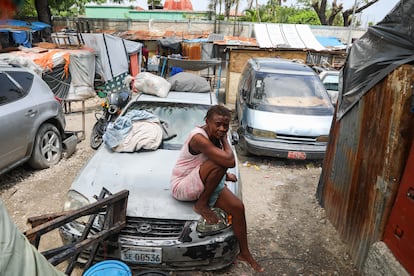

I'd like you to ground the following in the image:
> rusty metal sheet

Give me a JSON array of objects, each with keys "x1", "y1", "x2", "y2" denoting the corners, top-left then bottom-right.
[
  {"x1": 182, "y1": 42, "x2": 201, "y2": 60},
  {"x1": 317, "y1": 64, "x2": 414, "y2": 269}
]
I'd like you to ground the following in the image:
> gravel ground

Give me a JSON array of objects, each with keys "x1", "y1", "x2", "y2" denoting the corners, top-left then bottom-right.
[{"x1": 0, "y1": 97, "x2": 360, "y2": 276}]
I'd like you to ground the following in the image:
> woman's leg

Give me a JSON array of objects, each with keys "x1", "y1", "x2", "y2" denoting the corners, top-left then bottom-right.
[
  {"x1": 194, "y1": 160, "x2": 226, "y2": 223},
  {"x1": 215, "y1": 187, "x2": 264, "y2": 272}
]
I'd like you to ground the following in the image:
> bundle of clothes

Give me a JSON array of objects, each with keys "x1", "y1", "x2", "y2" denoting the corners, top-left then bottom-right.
[{"x1": 103, "y1": 110, "x2": 175, "y2": 152}]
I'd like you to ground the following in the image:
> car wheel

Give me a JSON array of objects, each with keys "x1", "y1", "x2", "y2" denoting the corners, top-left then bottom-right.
[
  {"x1": 236, "y1": 142, "x2": 249, "y2": 157},
  {"x1": 236, "y1": 129, "x2": 250, "y2": 157},
  {"x1": 28, "y1": 123, "x2": 63, "y2": 169}
]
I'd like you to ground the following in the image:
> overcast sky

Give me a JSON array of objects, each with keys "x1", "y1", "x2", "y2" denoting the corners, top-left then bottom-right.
[{"x1": 135, "y1": 0, "x2": 400, "y2": 26}]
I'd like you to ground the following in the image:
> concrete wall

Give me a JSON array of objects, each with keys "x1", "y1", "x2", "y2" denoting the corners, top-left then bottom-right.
[{"x1": 53, "y1": 17, "x2": 367, "y2": 44}]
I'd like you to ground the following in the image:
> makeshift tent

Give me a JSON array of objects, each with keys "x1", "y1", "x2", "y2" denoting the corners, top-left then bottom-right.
[
  {"x1": 0, "y1": 48, "x2": 96, "y2": 100},
  {"x1": 81, "y1": 33, "x2": 142, "y2": 93}
]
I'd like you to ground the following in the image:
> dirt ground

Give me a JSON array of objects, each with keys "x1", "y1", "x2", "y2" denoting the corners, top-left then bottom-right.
[{"x1": 0, "y1": 97, "x2": 360, "y2": 276}]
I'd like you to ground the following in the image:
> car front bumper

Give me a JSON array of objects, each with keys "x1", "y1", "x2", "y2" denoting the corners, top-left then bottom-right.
[
  {"x1": 59, "y1": 219, "x2": 239, "y2": 272},
  {"x1": 242, "y1": 134, "x2": 327, "y2": 160}
]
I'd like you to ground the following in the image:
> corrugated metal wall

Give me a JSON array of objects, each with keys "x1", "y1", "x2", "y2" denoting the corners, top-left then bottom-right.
[
  {"x1": 317, "y1": 64, "x2": 414, "y2": 269},
  {"x1": 181, "y1": 42, "x2": 201, "y2": 60}
]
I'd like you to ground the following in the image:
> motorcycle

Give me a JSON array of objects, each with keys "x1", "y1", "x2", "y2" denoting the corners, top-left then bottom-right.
[{"x1": 90, "y1": 89, "x2": 132, "y2": 149}]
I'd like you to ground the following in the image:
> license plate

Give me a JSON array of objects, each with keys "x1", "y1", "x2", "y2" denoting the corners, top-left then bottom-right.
[
  {"x1": 287, "y1": 151, "x2": 306, "y2": 160},
  {"x1": 121, "y1": 247, "x2": 162, "y2": 264}
]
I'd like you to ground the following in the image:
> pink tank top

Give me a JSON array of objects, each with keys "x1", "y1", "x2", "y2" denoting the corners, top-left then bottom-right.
[{"x1": 170, "y1": 127, "x2": 208, "y2": 189}]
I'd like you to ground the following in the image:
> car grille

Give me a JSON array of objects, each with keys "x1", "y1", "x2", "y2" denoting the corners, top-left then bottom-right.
[
  {"x1": 121, "y1": 217, "x2": 186, "y2": 239},
  {"x1": 276, "y1": 134, "x2": 320, "y2": 143}
]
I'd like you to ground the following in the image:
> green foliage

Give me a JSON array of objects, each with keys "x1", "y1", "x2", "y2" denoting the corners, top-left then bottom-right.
[
  {"x1": 287, "y1": 9, "x2": 320, "y2": 25},
  {"x1": 332, "y1": 14, "x2": 344, "y2": 26},
  {"x1": 15, "y1": 0, "x2": 36, "y2": 17},
  {"x1": 239, "y1": 4, "x2": 320, "y2": 25},
  {"x1": 147, "y1": 0, "x2": 162, "y2": 8},
  {"x1": 16, "y1": 0, "x2": 108, "y2": 17}
]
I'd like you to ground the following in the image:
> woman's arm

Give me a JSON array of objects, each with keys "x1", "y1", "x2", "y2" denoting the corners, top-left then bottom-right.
[{"x1": 190, "y1": 133, "x2": 235, "y2": 168}]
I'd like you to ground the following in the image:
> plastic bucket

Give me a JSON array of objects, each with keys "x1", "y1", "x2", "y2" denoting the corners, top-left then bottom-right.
[{"x1": 83, "y1": 260, "x2": 132, "y2": 276}]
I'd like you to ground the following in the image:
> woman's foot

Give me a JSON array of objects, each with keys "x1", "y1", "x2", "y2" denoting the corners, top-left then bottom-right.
[
  {"x1": 236, "y1": 254, "x2": 264, "y2": 272},
  {"x1": 193, "y1": 204, "x2": 219, "y2": 224}
]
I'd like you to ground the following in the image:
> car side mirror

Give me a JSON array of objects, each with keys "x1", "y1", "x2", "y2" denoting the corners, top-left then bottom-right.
[
  {"x1": 231, "y1": 131, "x2": 239, "y2": 145},
  {"x1": 241, "y1": 88, "x2": 247, "y2": 100}
]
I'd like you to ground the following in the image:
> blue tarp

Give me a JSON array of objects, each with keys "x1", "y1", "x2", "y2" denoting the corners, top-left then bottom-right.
[
  {"x1": 316, "y1": 36, "x2": 344, "y2": 48},
  {"x1": 0, "y1": 19, "x2": 50, "y2": 48},
  {"x1": 0, "y1": 19, "x2": 50, "y2": 32},
  {"x1": 11, "y1": 31, "x2": 31, "y2": 47}
]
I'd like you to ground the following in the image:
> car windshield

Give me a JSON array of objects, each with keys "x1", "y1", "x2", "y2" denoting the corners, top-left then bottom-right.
[
  {"x1": 250, "y1": 72, "x2": 333, "y2": 114},
  {"x1": 125, "y1": 101, "x2": 209, "y2": 149},
  {"x1": 322, "y1": 74, "x2": 339, "y2": 91}
]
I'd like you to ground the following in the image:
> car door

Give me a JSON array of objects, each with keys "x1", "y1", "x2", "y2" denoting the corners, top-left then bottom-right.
[{"x1": 0, "y1": 71, "x2": 36, "y2": 171}]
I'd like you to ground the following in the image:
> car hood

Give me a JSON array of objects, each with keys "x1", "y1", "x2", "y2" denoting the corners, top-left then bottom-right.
[
  {"x1": 245, "y1": 108, "x2": 333, "y2": 136},
  {"x1": 69, "y1": 147, "x2": 200, "y2": 221}
]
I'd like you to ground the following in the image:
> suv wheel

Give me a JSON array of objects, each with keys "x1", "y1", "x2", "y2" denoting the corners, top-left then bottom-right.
[{"x1": 28, "y1": 123, "x2": 63, "y2": 169}]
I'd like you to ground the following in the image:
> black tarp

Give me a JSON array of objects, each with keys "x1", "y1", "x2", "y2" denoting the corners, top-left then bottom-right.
[
  {"x1": 337, "y1": 0, "x2": 414, "y2": 120},
  {"x1": 158, "y1": 36, "x2": 182, "y2": 54},
  {"x1": 160, "y1": 57, "x2": 221, "y2": 71}
]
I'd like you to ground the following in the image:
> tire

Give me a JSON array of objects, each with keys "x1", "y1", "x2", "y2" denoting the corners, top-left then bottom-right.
[
  {"x1": 236, "y1": 141, "x2": 250, "y2": 157},
  {"x1": 28, "y1": 123, "x2": 63, "y2": 169},
  {"x1": 236, "y1": 129, "x2": 250, "y2": 157},
  {"x1": 90, "y1": 120, "x2": 105, "y2": 150}
]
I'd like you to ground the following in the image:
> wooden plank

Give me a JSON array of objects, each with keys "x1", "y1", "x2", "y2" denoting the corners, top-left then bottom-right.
[{"x1": 24, "y1": 190, "x2": 129, "y2": 243}]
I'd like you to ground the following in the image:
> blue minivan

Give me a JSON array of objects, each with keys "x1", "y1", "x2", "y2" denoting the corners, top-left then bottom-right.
[{"x1": 235, "y1": 58, "x2": 334, "y2": 160}]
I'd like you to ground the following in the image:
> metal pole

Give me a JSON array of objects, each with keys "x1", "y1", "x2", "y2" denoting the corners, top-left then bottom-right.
[{"x1": 346, "y1": 0, "x2": 358, "y2": 53}]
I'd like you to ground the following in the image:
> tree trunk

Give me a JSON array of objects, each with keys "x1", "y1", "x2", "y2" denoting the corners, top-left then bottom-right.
[
  {"x1": 312, "y1": 0, "x2": 328, "y2": 25},
  {"x1": 327, "y1": 0, "x2": 343, "y2": 26},
  {"x1": 225, "y1": 0, "x2": 231, "y2": 20},
  {"x1": 34, "y1": 0, "x2": 52, "y2": 42},
  {"x1": 342, "y1": 0, "x2": 379, "y2": 27}
]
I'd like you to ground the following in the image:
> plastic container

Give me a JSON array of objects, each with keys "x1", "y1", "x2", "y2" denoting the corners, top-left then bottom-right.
[{"x1": 83, "y1": 260, "x2": 132, "y2": 276}]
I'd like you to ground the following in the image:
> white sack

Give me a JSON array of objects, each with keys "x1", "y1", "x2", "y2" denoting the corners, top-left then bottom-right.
[{"x1": 133, "y1": 72, "x2": 171, "y2": 98}]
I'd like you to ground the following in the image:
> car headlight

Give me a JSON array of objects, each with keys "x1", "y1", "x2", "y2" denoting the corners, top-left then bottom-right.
[
  {"x1": 316, "y1": 135, "x2": 329, "y2": 142},
  {"x1": 247, "y1": 126, "x2": 277, "y2": 139},
  {"x1": 63, "y1": 190, "x2": 90, "y2": 211},
  {"x1": 196, "y1": 208, "x2": 231, "y2": 235},
  {"x1": 63, "y1": 190, "x2": 90, "y2": 224}
]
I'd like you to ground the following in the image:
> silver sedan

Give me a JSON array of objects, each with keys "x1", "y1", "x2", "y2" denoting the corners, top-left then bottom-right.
[{"x1": 0, "y1": 63, "x2": 67, "y2": 175}]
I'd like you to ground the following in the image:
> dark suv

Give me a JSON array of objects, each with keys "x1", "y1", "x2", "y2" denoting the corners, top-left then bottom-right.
[
  {"x1": 0, "y1": 62, "x2": 75, "y2": 174},
  {"x1": 235, "y1": 58, "x2": 334, "y2": 160}
]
